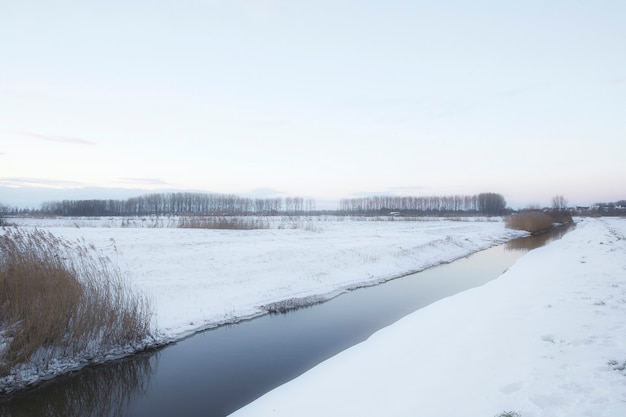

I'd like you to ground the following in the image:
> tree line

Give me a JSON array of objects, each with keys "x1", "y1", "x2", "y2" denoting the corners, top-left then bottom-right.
[
  {"x1": 338, "y1": 193, "x2": 507, "y2": 215},
  {"x1": 39, "y1": 193, "x2": 316, "y2": 216},
  {"x1": 5, "y1": 192, "x2": 508, "y2": 217}
]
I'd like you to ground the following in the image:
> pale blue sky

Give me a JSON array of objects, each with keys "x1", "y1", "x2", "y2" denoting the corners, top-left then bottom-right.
[{"x1": 1, "y1": 0, "x2": 625, "y2": 208}]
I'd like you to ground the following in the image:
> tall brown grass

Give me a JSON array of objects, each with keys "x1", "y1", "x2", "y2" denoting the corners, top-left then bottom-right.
[
  {"x1": 0, "y1": 228, "x2": 153, "y2": 377},
  {"x1": 549, "y1": 210, "x2": 574, "y2": 225},
  {"x1": 177, "y1": 216, "x2": 269, "y2": 229},
  {"x1": 505, "y1": 211, "x2": 554, "y2": 233}
]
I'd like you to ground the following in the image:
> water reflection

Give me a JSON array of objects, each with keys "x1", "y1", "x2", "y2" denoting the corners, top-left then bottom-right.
[
  {"x1": 506, "y1": 224, "x2": 575, "y2": 252},
  {"x1": 0, "y1": 351, "x2": 159, "y2": 417}
]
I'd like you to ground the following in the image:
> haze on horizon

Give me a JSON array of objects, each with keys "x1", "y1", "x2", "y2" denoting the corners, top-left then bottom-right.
[{"x1": 1, "y1": 1, "x2": 625, "y2": 209}]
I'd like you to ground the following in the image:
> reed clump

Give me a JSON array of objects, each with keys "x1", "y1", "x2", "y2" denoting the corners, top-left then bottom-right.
[
  {"x1": 505, "y1": 211, "x2": 554, "y2": 233},
  {"x1": 549, "y1": 210, "x2": 573, "y2": 225},
  {"x1": 0, "y1": 228, "x2": 153, "y2": 377},
  {"x1": 177, "y1": 216, "x2": 269, "y2": 230}
]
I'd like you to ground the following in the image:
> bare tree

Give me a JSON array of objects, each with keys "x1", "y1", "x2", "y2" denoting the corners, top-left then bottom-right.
[
  {"x1": 477, "y1": 193, "x2": 507, "y2": 215},
  {"x1": 551, "y1": 195, "x2": 568, "y2": 211}
]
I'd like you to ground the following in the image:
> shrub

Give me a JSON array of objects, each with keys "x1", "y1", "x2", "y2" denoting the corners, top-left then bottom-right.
[
  {"x1": 495, "y1": 412, "x2": 521, "y2": 417},
  {"x1": 0, "y1": 228, "x2": 153, "y2": 377},
  {"x1": 505, "y1": 211, "x2": 553, "y2": 233}
]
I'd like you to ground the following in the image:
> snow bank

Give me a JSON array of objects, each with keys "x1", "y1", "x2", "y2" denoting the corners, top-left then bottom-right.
[{"x1": 230, "y1": 218, "x2": 626, "y2": 417}]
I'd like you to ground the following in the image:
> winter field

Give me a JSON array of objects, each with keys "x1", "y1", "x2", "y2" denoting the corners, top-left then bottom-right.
[
  {"x1": 231, "y1": 217, "x2": 626, "y2": 417},
  {"x1": 4, "y1": 216, "x2": 524, "y2": 339},
  {"x1": 1, "y1": 216, "x2": 525, "y2": 392}
]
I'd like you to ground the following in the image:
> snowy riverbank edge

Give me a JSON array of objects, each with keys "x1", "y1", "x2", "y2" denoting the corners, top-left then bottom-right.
[
  {"x1": 1, "y1": 217, "x2": 526, "y2": 394},
  {"x1": 231, "y1": 217, "x2": 626, "y2": 417}
]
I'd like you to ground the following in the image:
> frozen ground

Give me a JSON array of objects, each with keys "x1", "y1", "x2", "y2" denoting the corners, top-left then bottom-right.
[{"x1": 231, "y1": 217, "x2": 626, "y2": 417}]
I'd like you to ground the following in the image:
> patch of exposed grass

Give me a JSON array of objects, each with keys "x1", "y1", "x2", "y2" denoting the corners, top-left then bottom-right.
[
  {"x1": 0, "y1": 228, "x2": 153, "y2": 378},
  {"x1": 505, "y1": 211, "x2": 554, "y2": 234}
]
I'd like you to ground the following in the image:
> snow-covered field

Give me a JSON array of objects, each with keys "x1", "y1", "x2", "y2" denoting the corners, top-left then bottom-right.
[
  {"x1": 1, "y1": 216, "x2": 526, "y2": 392},
  {"x1": 231, "y1": 217, "x2": 626, "y2": 417},
  {"x1": 5, "y1": 216, "x2": 523, "y2": 340}
]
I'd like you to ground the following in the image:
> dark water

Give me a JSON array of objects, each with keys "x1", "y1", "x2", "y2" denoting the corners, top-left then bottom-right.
[{"x1": 0, "y1": 226, "x2": 572, "y2": 417}]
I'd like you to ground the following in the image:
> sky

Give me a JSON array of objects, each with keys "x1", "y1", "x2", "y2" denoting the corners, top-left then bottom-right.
[{"x1": 1, "y1": 0, "x2": 625, "y2": 209}]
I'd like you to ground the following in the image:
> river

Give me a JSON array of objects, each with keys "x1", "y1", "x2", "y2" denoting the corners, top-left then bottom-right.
[{"x1": 0, "y1": 225, "x2": 572, "y2": 417}]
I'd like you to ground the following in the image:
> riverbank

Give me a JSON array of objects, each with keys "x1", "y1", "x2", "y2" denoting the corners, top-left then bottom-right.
[
  {"x1": 1, "y1": 217, "x2": 525, "y2": 393},
  {"x1": 231, "y1": 217, "x2": 626, "y2": 417}
]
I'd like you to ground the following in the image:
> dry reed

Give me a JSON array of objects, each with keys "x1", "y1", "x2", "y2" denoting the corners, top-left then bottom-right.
[
  {"x1": 505, "y1": 211, "x2": 554, "y2": 233},
  {"x1": 177, "y1": 216, "x2": 269, "y2": 230},
  {"x1": 0, "y1": 228, "x2": 153, "y2": 377}
]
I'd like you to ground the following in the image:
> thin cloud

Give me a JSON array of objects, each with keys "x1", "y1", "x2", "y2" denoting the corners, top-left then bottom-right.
[
  {"x1": 0, "y1": 177, "x2": 86, "y2": 188},
  {"x1": 2, "y1": 129, "x2": 96, "y2": 146},
  {"x1": 0, "y1": 151, "x2": 6, "y2": 156}
]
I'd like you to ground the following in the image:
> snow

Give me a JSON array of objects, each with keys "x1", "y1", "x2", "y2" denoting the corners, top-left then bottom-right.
[
  {"x1": 1, "y1": 216, "x2": 525, "y2": 392},
  {"x1": 8, "y1": 215, "x2": 626, "y2": 415},
  {"x1": 230, "y1": 218, "x2": 626, "y2": 417},
  {"x1": 4, "y1": 216, "x2": 523, "y2": 340}
]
